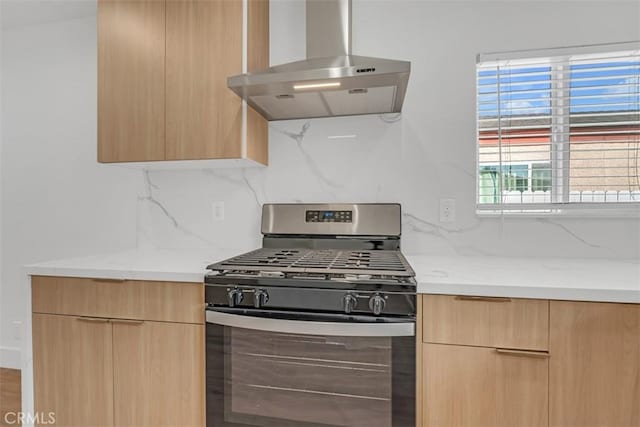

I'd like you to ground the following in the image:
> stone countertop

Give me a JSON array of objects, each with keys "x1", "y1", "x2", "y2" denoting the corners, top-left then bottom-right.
[
  {"x1": 406, "y1": 254, "x2": 640, "y2": 303},
  {"x1": 24, "y1": 248, "x2": 229, "y2": 283},
  {"x1": 25, "y1": 249, "x2": 640, "y2": 303}
]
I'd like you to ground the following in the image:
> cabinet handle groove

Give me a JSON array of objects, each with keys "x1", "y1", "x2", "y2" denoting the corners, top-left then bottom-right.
[
  {"x1": 110, "y1": 319, "x2": 144, "y2": 325},
  {"x1": 76, "y1": 317, "x2": 110, "y2": 323},
  {"x1": 91, "y1": 278, "x2": 126, "y2": 283},
  {"x1": 495, "y1": 348, "x2": 550, "y2": 358},
  {"x1": 455, "y1": 296, "x2": 512, "y2": 302}
]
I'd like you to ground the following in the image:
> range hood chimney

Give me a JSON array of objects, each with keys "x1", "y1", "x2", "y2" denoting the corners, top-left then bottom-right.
[
  {"x1": 227, "y1": 0, "x2": 411, "y2": 121},
  {"x1": 306, "y1": 0, "x2": 351, "y2": 58}
]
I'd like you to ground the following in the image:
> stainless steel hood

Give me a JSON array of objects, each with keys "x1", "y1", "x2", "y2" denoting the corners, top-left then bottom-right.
[{"x1": 227, "y1": 0, "x2": 411, "y2": 121}]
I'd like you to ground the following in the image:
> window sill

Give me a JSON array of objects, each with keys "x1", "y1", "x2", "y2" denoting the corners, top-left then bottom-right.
[{"x1": 476, "y1": 204, "x2": 640, "y2": 219}]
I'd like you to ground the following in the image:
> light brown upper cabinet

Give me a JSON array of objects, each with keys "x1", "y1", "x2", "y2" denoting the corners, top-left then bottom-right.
[
  {"x1": 98, "y1": 0, "x2": 269, "y2": 165},
  {"x1": 98, "y1": 0, "x2": 166, "y2": 162}
]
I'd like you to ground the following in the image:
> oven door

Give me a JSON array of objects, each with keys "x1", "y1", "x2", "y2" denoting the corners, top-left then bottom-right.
[{"x1": 206, "y1": 309, "x2": 415, "y2": 427}]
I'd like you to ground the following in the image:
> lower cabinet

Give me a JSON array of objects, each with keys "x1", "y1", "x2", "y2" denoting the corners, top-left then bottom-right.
[
  {"x1": 31, "y1": 276, "x2": 205, "y2": 427},
  {"x1": 549, "y1": 301, "x2": 640, "y2": 427},
  {"x1": 32, "y1": 314, "x2": 114, "y2": 427},
  {"x1": 112, "y1": 320, "x2": 204, "y2": 427},
  {"x1": 422, "y1": 344, "x2": 548, "y2": 427},
  {"x1": 419, "y1": 295, "x2": 640, "y2": 427}
]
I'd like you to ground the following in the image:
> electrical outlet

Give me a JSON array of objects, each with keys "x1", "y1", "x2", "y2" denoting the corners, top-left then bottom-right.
[
  {"x1": 439, "y1": 199, "x2": 456, "y2": 223},
  {"x1": 212, "y1": 201, "x2": 225, "y2": 222}
]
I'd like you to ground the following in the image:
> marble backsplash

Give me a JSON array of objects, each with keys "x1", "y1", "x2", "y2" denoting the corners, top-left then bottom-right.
[
  {"x1": 136, "y1": 114, "x2": 640, "y2": 260},
  {"x1": 134, "y1": 0, "x2": 640, "y2": 261}
]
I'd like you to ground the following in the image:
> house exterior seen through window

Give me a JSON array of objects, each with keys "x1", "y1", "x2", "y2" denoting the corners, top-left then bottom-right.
[{"x1": 476, "y1": 42, "x2": 640, "y2": 212}]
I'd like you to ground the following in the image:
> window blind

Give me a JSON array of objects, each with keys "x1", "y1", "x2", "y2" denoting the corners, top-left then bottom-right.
[{"x1": 476, "y1": 42, "x2": 640, "y2": 212}]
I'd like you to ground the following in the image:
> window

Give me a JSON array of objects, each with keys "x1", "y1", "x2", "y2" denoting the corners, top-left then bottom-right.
[
  {"x1": 479, "y1": 162, "x2": 551, "y2": 203},
  {"x1": 531, "y1": 163, "x2": 552, "y2": 192},
  {"x1": 476, "y1": 42, "x2": 640, "y2": 213}
]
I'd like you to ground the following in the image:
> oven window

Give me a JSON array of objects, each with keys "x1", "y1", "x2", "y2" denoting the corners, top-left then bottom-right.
[
  {"x1": 207, "y1": 323, "x2": 414, "y2": 427},
  {"x1": 230, "y1": 328, "x2": 391, "y2": 427}
]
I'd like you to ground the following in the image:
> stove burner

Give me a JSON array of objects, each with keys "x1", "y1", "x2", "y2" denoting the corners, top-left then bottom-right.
[{"x1": 208, "y1": 248, "x2": 414, "y2": 277}]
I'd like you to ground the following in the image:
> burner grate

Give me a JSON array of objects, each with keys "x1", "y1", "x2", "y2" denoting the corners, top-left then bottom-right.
[{"x1": 210, "y1": 248, "x2": 414, "y2": 277}]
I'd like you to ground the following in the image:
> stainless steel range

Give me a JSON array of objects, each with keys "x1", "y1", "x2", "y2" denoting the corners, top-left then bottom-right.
[{"x1": 205, "y1": 203, "x2": 416, "y2": 427}]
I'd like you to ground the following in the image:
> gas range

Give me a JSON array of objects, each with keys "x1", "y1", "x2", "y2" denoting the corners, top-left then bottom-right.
[
  {"x1": 205, "y1": 203, "x2": 416, "y2": 320},
  {"x1": 204, "y1": 204, "x2": 416, "y2": 427}
]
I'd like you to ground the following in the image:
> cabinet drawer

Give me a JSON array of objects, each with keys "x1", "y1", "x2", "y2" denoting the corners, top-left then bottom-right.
[
  {"x1": 422, "y1": 343, "x2": 549, "y2": 427},
  {"x1": 422, "y1": 294, "x2": 548, "y2": 351},
  {"x1": 32, "y1": 276, "x2": 204, "y2": 324}
]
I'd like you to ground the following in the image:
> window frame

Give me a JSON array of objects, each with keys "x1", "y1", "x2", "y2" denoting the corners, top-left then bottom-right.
[{"x1": 475, "y1": 41, "x2": 640, "y2": 216}]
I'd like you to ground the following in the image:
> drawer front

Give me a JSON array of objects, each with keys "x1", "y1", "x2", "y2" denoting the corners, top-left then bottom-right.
[
  {"x1": 32, "y1": 276, "x2": 204, "y2": 324},
  {"x1": 422, "y1": 343, "x2": 549, "y2": 427},
  {"x1": 422, "y1": 294, "x2": 549, "y2": 351}
]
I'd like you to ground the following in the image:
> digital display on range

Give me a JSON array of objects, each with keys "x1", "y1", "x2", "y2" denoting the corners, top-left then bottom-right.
[{"x1": 306, "y1": 210, "x2": 353, "y2": 223}]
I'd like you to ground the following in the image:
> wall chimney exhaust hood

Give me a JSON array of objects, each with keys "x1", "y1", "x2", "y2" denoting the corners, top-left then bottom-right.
[{"x1": 227, "y1": 0, "x2": 411, "y2": 121}]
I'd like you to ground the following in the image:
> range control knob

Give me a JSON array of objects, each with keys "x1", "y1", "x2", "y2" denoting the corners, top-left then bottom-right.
[
  {"x1": 253, "y1": 289, "x2": 269, "y2": 308},
  {"x1": 369, "y1": 294, "x2": 386, "y2": 316},
  {"x1": 343, "y1": 294, "x2": 358, "y2": 314},
  {"x1": 227, "y1": 288, "x2": 244, "y2": 307}
]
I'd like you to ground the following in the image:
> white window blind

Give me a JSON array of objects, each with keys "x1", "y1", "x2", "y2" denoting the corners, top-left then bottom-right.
[{"x1": 476, "y1": 42, "x2": 640, "y2": 213}]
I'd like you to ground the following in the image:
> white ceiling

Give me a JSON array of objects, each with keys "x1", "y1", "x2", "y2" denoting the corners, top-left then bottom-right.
[{"x1": 1, "y1": 0, "x2": 96, "y2": 31}]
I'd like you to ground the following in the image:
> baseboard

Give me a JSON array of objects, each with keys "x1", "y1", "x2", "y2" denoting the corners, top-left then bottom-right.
[{"x1": 0, "y1": 346, "x2": 21, "y2": 370}]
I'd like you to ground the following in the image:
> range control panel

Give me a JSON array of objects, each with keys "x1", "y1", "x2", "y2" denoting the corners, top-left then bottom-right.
[{"x1": 305, "y1": 210, "x2": 353, "y2": 223}]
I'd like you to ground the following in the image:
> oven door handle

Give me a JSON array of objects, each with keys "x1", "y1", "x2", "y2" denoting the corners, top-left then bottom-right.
[{"x1": 205, "y1": 310, "x2": 415, "y2": 337}]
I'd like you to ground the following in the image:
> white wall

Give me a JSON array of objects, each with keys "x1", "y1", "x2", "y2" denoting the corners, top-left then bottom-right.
[
  {"x1": 0, "y1": 0, "x2": 4, "y2": 368},
  {"x1": 0, "y1": 7, "x2": 140, "y2": 367},
  {"x1": 1, "y1": 0, "x2": 640, "y2": 368}
]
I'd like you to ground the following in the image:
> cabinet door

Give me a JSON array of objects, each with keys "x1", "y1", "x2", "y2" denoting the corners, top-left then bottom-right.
[
  {"x1": 32, "y1": 314, "x2": 114, "y2": 427},
  {"x1": 98, "y1": 0, "x2": 165, "y2": 162},
  {"x1": 550, "y1": 301, "x2": 640, "y2": 427},
  {"x1": 423, "y1": 344, "x2": 496, "y2": 427},
  {"x1": 165, "y1": 0, "x2": 243, "y2": 160},
  {"x1": 495, "y1": 348, "x2": 548, "y2": 427},
  {"x1": 112, "y1": 320, "x2": 205, "y2": 427},
  {"x1": 422, "y1": 343, "x2": 548, "y2": 427}
]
